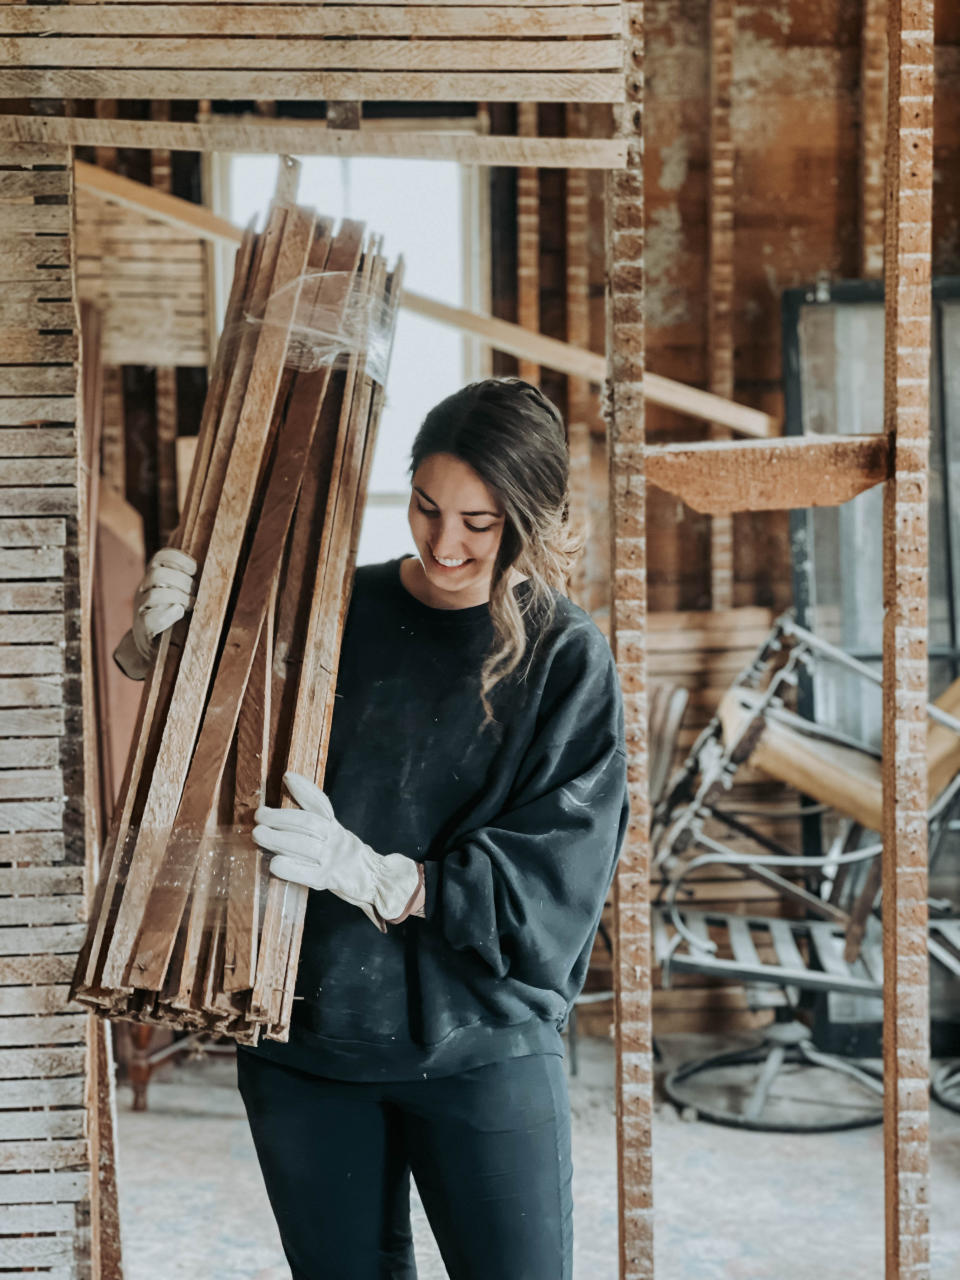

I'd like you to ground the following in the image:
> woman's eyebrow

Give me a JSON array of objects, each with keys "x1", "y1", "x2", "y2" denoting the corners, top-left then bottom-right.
[{"x1": 413, "y1": 485, "x2": 502, "y2": 518}]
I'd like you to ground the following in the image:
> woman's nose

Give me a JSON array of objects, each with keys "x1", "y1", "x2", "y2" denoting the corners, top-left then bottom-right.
[{"x1": 431, "y1": 520, "x2": 464, "y2": 556}]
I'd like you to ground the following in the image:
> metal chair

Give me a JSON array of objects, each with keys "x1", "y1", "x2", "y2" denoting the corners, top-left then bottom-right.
[{"x1": 651, "y1": 614, "x2": 960, "y2": 1130}]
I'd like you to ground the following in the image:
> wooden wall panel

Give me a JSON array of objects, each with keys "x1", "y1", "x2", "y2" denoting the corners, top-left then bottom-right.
[{"x1": 0, "y1": 144, "x2": 93, "y2": 1280}]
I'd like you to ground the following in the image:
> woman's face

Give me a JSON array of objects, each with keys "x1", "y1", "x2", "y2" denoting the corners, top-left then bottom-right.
[{"x1": 407, "y1": 452, "x2": 506, "y2": 607}]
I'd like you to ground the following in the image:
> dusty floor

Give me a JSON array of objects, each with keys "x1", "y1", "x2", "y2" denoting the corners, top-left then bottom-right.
[{"x1": 114, "y1": 1034, "x2": 960, "y2": 1279}]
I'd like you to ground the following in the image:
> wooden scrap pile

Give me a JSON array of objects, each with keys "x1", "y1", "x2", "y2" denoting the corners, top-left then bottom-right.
[{"x1": 71, "y1": 192, "x2": 402, "y2": 1044}]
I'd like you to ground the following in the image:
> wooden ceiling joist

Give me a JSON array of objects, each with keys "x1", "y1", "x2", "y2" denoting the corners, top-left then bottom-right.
[
  {"x1": 0, "y1": 111, "x2": 626, "y2": 169},
  {"x1": 0, "y1": 1, "x2": 625, "y2": 103},
  {"x1": 644, "y1": 434, "x2": 890, "y2": 515}
]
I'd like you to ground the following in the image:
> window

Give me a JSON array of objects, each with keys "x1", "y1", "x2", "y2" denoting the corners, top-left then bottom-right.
[{"x1": 210, "y1": 146, "x2": 489, "y2": 564}]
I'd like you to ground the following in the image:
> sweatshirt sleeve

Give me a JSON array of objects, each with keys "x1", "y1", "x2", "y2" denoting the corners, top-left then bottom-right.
[{"x1": 420, "y1": 625, "x2": 629, "y2": 993}]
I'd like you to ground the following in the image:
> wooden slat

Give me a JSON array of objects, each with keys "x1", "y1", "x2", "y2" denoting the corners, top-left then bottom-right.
[
  {"x1": 0, "y1": 646, "x2": 64, "y2": 675},
  {"x1": 0, "y1": 1171, "x2": 88, "y2": 1204},
  {"x1": 0, "y1": 517, "x2": 65, "y2": 547},
  {"x1": 1, "y1": 114, "x2": 626, "y2": 168},
  {"x1": 0, "y1": 677, "x2": 64, "y2": 707},
  {"x1": 0, "y1": 925, "x2": 84, "y2": 955},
  {"x1": 0, "y1": 36, "x2": 620, "y2": 70},
  {"x1": 0, "y1": 1046, "x2": 86, "y2": 1078},
  {"x1": 0, "y1": 984, "x2": 74, "y2": 1014},
  {"x1": 0, "y1": 1014, "x2": 87, "y2": 1047},
  {"x1": 0, "y1": 768, "x2": 64, "y2": 799},
  {"x1": 0, "y1": 429, "x2": 75, "y2": 458},
  {"x1": 0, "y1": 584, "x2": 63, "y2": 611},
  {"x1": 0, "y1": 1235, "x2": 74, "y2": 1266},
  {"x1": 0, "y1": 400, "x2": 76, "y2": 427},
  {"x1": 0, "y1": 739, "x2": 60, "y2": 766},
  {"x1": 0, "y1": 1202, "x2": 75, "y2": 1234},
  {"x1": 0, "y1": 800, "x2": 64, "y2": 832},
  {"x1": 0, "y1": 898, "x2": 84, "y2": 927},
  {"x1": 0, "y1": 70, "x2": 624, "y2": 103},
  {"x1": 0, "y1": 4, "x2": 621, "y2": 37},
  {"x1": 0, "y1": 616, "x2": 64, "y2": 643},
  {"x1": 0, "y1": 489, "x2": 78, "y2": 519},
  {"x1": 0, "y1": 954, "x2": 74, "y2": 985}
]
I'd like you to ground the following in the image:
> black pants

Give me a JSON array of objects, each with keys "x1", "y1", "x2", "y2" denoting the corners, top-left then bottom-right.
[{"x1": 237, "y1": 1049, "x2": 573, "y2": 1280}]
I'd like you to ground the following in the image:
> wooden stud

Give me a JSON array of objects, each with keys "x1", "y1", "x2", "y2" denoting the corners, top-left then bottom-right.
[
  {"x1": 882, "y1": 2, "x2": 933, "y2": 1276},
  {"x1": 516, "y1": 103, "x2": 540, "y2": 384},
  {"x1": 708, "y1": 0, "x2": 735, "y2": 611},
  {"x1": 862, "y1": 0, "x2": 888, "y2": 279},
  {"x1": 607, "y1": 1, "x2": 654, "y2": 1275},
  {"x1": 565, "y1": 103, "x2": 593, "y2": 604}
]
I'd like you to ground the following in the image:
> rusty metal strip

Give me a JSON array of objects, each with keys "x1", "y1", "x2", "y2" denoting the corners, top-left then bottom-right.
[{"x1": 882, "y1": 2, "x2": 933, "y2": 1276}]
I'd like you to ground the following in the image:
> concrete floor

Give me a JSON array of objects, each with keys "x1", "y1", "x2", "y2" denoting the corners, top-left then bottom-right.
[{"x1": 114, "y1": 1034, "x2": 960, "y2": 1279}]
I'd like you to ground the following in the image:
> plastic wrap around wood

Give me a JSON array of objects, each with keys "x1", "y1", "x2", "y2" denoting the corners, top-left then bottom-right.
[{"x1": 71, "y1": 192, "x2": 402, "y2": 1045}]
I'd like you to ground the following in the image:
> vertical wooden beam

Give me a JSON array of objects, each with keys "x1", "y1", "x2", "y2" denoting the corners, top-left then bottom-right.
[
  {"x1": 99, "y1": 366, "x2": 125, "y2": 496},
  {"x1": 607, "y1": 3, "x2": 652, "y2": 1277},
  {"x1": 565, "y1": 102, "x2": 592, "y2": 605},
  {"x1": 862, "y1": 0, "x2": 889, "y2": 278},
  {"x1": 708, "y1": 0, "x2": 735, "y2": 610},
  {"x1": 151, "y1": 102, "x2": 180, "y2": 542},
  {"x1": 882, "y1": 2, "x2": 933, "y2": 1277},
  {"x1": 516, "y1": 102, "x2": 540, "y2": 384}
]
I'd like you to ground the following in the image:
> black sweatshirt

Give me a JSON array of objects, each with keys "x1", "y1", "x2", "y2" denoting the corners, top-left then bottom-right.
[{"x1": 249, "y1": 557, "x2": 629, "y2": 1081}]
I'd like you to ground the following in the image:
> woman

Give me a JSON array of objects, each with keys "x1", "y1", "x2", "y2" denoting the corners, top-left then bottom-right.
[{"x1": 127, "y1": 378, "x2": 628, "y2": 1280}]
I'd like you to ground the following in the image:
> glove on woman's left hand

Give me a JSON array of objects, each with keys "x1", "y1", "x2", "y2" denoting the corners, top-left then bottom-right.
[{"x1": 252, "y1": 772, "x2": 422, "y2": 932}]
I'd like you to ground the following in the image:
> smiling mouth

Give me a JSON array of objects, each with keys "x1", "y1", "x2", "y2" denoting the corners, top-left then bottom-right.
[{"x1": 428, "y1": 548, "x2": 471, "y2": 571}]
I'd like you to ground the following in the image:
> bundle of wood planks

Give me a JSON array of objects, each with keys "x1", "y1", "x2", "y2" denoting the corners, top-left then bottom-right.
[{"x1": 71, "y1": 187, "x2": 402, "y2": 1045}]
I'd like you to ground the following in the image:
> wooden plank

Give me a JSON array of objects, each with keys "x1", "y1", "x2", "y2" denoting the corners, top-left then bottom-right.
[
  {"x1": 0, "y1": 616, "x2": 64, "y2": 643},
  {"x1": 0, "y1": 368, "x2": 76, "y2": 398},
  {"x1": 882, "y1": 2, "x2": 933, "y2": 1275},
  {"x1": 0, "y1": 429, "x2": 75, "y2": 458},
  {"x1": 0, "y1": 169, "x2": 69, "y2": 197},
  {"x1": 0, "y1": 898, "x2": 84, "y2": 927},
  {"x1": 0, "y1": 70, "x2": 624, "y2": 103},
  {"x1": 0, "y1": 204, "x2": 70, "y2": 233},
  {"x1": 0, "y1": 114, "x2": 626, "y2": 167},
  {"x1": 0, "y1": 489, "x2": 78, "y2": 518},
  {"x1": 0, "y1": 583, "x2": 63, "y2": 611},
  {"x1": 0, "y1": 399, "x2": 76, "y2": 426},
  {"x1": 0, "y1": 1045, "x2": 86, "y2": 1078},
  {"x1": 0, "y1": 646, "x2": 64, "y2": 675},
  {"x1": 48, "y1": 0, "x2": 612, "y2": 5},
  {"x1": 0, "y1": 549, "x2": 65, "y2": 581},
  {"x1": 0, "y1": 739, "x2": 60, "y2": 766},
  {"x1": 0, "y1": 925, "x2": 84, "y2": 955},
  {"x1": 0, "y1": 4, "x2": 621, "y2": 37},
  {"x1": 0, "y1": 459, "x2": 76, "y2": 488},
  {"x1": 0, "y1": 801, "x2": 64, "y2": 832},
  {"x1": 0, "y1": 517, "x2": 65, "y2": 546},
  {"x1": 0, "y1": 768, "x2": 64, "y2": 799},
  {"x1": 0, "y1": 1013, "x2": 86, "y2": 1046},
  {"x1": 0, "y1": 235, "x2": 70, "y2": 273},
  {"x1": 103, "y1": 203, "x2": 317, "y2": 990},
  {"x1": 0, "y1": 1201, "x2": 75, "y2": 1233},
  {"x1": 0, "y1": 984, "x2": 74, "y2": 1013},
  {"x1": 645, "y1": 435, "x2": 889, "y2": 515},
  {"x1": 0, "y1": 1170, "x2": 87, "y2": 1203},
  {"x1": 0, "y1": 954, "x2": 73, "y2": 985},
  {"x1": 0, "y1": 677, "x2": 63, "y2": 707},
  {"x1": 0, "y1": 1235, "x2": 74, "y2": 1266},
  {"x1": 0, "y1": 36, "x2": 620, "y2": 71}
]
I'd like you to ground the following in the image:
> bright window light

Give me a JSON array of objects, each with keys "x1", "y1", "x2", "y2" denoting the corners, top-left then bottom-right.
[{"x1": 222, "y1": 153, "x2": 484, "y2": 565}]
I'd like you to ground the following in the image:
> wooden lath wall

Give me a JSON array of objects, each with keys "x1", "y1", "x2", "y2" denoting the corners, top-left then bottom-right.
[
  {"x1": 0, "y1": 0, "x2": 624, "y2": 104},
  {"x1": 75, "y1": 189, "x2": 210, "y2": 369},
  {"x1": 0, "y1": 143, "x2": 93, "y2": 1279}
]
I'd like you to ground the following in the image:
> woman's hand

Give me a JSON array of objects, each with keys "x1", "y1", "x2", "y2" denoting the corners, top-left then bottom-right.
[
  {"x1": 114, "y1": 548, "x2": 197, "y2": 680},
  {"x1": 253, "y1": 772, "x2": 423, "y2": 932}
]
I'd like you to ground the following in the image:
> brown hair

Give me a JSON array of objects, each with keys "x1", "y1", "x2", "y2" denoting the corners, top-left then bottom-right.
[{"x1": 410, "y1": 378, "x2": 581, "y2": 717}]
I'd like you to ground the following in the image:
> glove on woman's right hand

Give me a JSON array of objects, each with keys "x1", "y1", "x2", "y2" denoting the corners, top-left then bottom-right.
[{"x1": 113, "y1": 548, "x2": 197, "y2": 680}]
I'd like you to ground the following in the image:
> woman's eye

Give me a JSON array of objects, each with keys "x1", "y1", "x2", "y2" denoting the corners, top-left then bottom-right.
[
  {"x1": 415, "y1": 504, "x2": 438, "y2": 518},
  {"x1": 465, "y1": 524, "x2": 495, "y2": 535}
]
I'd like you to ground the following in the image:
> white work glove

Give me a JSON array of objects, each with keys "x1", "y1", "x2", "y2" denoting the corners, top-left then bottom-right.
[
  {"x1": 252, "y1": 772, "x2": 423, "y2": 933},
  {"x1": 114, "y1": 548, "x2": 197, "y2": 680}
]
